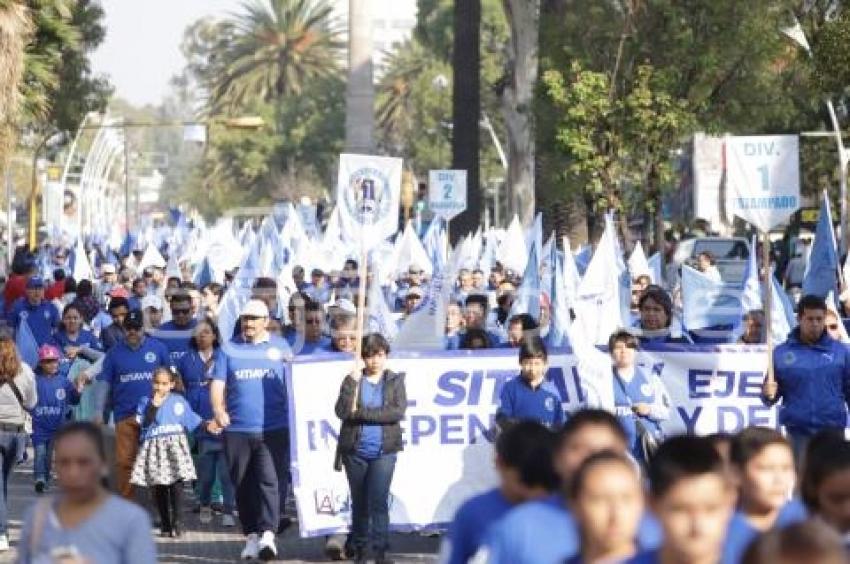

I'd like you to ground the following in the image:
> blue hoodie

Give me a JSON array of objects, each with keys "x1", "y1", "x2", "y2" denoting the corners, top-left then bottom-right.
[
  {"x1": 768, "y1": 328, "x2": 850, "y2": 435},
  {"x1": 31, "y1": 370, "x2": 81, "y2": 445}
]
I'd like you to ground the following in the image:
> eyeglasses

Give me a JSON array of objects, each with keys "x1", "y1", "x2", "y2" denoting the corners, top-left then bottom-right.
[{"x1": 172, "y1": 309, "x2": 191, "y2": 315}]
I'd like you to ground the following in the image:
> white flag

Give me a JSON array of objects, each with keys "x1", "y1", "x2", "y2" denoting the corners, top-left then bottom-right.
[{"x1": 336, "y1": 154, "x2": 402, "y2": 251}]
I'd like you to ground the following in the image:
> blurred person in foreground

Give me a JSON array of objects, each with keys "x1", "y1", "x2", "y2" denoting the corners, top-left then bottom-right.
[{"x1": 17, "y1": 422, "x2": 156, "y2": 563}]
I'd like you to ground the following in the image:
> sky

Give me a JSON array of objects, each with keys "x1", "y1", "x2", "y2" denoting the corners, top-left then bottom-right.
[{"x1": 90, "y1": 0, "x2": 241, "y2": 107}]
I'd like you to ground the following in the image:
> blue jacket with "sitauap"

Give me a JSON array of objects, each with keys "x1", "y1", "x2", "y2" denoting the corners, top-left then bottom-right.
[{"x1": 766, "y1": 328, "x2": 850, "y2": 435}]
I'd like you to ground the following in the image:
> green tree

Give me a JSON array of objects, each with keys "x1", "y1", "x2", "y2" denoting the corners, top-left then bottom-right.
[
  {"x1": 171, "y1": 1, "x2": 346, "y2": 218},
  {"x1": 543, "y1": 62, "x2": 694, "y2": 245},
  {"x1": 47, "y1": 0, "x2": 112, "y2": 133},
  {"x1": 208, "y1": 0, "x2": 343, "y2": 113},
  {"x1": 536, "y1": 0, "x2": 822, "y2": 243},
  {"x1": 0, "y1": 0, "x2": 32, "y2": 164}
]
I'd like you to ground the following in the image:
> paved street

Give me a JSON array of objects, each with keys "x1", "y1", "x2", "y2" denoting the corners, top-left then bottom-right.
[{"x1": 0, "y1": 457, "x2": 439, "y2": 563}]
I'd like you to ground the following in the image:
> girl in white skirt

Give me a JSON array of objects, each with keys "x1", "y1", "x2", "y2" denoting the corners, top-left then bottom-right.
[{"x1": 131, "y1": 367, "x2": 214, "y2": 537}]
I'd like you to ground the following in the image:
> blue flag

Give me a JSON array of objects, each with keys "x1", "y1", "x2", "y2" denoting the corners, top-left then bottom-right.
[
  {"x1": 771, "y1": 269, "x2": 796, "y2": 342},
  {"x1": 193, "y1": 256, "x2": 214, "y2": 287},
  {"x1": 802, "y1": 193, "x2": 838, "y2": 299},
  {"x1": 740, "y1": 235, "x2": 763, "y2": 313},
  {"x1": 15, "y1": 319, "x2": 39, "y2": 369},
  {"x1": 546, "y1": 241, "x2": 570, "y2": 347},
  {"x1": 367, "y1": 276, "x2": 399, "y2": 342},
  {"x1": 119, "y1": 231, "x2": 136, "y2": 258},
  {"x1": 681, "y1": 265, "x2": 743, "y2": 331}
]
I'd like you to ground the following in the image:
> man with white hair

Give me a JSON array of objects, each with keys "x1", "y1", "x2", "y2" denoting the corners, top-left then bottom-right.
[{"x1": 211, "y1": 299, "x2": 292, "y2": 561}]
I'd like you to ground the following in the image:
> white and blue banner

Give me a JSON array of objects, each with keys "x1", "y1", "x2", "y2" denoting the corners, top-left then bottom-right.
[{"x1": 287, "y1": 345, "x2": 775, "y2": 537}]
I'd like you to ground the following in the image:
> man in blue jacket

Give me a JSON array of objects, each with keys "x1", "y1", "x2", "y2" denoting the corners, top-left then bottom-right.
[
  {"x1": 8, "y1": 276, "x2": 59, "y2": 346},
  {"x1": 762, "y1": 294, "x2": 850, "y2": 461}
]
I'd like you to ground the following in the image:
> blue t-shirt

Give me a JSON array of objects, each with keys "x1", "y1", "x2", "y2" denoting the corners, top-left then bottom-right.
[
  {"x1": 445, "y1": 488, "x2": 512, "y2": 564},
  {"x1": 213, "y1": 334, "x2": 290, "y2": 433},
  {"x1": 623, "y1": 550, "x2": 660, "y2": 564},
  {"x1": 10, "y1": 298, "x2": 59, "y2": 346},
  {"x1": 356, "y1": 378, "x2": 384, "y2": 459},
  {"x1": 722, "y1": 499, "x2": 808, "y2": 564},
  {"x1": 18, "y1": 495, "x2": 156, "y2": 564},
  {"x1": 485, "y1": 495, "x2": 663, "y2": 564},
  {"x1": 177, "y1": 348, "x2": 223, "y2": 439},
  {"x1": 612, "y1": 368, "x2": 664, "y2": 460},
  {"x1": 152, "y1": 319, "x2": 197, "y2": 366},
  {"x1": 51, "y1": 329, "x2": 102, "y2": 377},
  {"x1": 97, "y1": 336, "x2": 170, "y2": 422},
  {"x1": 31, "y1": 373, "x2": 81, "y2": 445},
  {"x1": 496, "y1": 375, "x2": 566, "y2": 429},
  {"x1": 136, "y1": 393, "x2": 203, "y2": 442},
  {"x1": 296, "y1": 336, "x2": 333, "y2": 356}
]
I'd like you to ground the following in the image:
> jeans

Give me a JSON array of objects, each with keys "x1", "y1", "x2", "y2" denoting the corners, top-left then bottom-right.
[
  {"x1": 0, "y1": 431, "x2": 25, "y2": 535},
  {"x1": 343, "y1": 453, "x2": 397, "y2": 554},
  {"x1": 197, "y1": 438, "x2": 235, "y2": 513},
  {"x1": 33, "y1": 440, "x2": 53, "y2": 484},
  {"x1": 224, "y1": 429, "x2": 289, "y2": 535}
]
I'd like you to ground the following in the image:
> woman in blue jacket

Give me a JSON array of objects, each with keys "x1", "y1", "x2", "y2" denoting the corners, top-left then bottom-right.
[{"x1": 176, "y1": 317, "x2": 235, "y2": 526}]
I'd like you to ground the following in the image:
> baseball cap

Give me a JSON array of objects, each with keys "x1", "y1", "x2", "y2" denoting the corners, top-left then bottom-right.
[
  {"x1": 26, "y1": 276, "x2": 45, "y2": 289},
  {"x1": 141, "y1": 295, "x2": 163, "y2": 311},
  {"x1": 124, "y1": 310, "x2": 145, "y2": 329},
  {"x1": 37, "y1": 344, "x2": 61, "y2": 362},
  {"x1": 240, "y1": 299, "x2": 270, "y2": 318},
  {"x1": 331, "y1": 298, "x2": 357, "y2": 315},
  {"x1": 101, "y1": 263, "x2": 116, "y2": 275},
  {"x1": 109, "y1": 286, "x2": 129, "y2": 299}
]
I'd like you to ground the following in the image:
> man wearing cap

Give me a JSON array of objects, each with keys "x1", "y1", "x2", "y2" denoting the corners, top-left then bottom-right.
[
  {"x1": 95, "y1": 263, "x2": 118, "y2": 306},
  {"x1": 8, "y1": 276, "x2": 60, "y2": 347},
  {"x1": 399, "y1": 285, "x2": 424, "y2": 326},
  {"x1": 141, "y1": 295, "x2": 164, "y2": 330},
  {"x1": 211, "y1": 299, "x2": 292, "y2": 561},
  {"x1": 94, "y1": 309, "x2": 170, "y2": 499}
]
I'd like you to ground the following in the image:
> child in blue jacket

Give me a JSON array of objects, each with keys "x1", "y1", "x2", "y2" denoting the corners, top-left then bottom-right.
[{"x1": 31, "y1": 344, "x2": 83, "y2": 493}]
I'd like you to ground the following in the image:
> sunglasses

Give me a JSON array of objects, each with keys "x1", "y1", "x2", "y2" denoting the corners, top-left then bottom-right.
[
  {"x1": 172, "y1": 309, "x2": 191, "y2": 315},
  {"x1": 125, "y1": 325, "x2": 143, "y2": 332}
]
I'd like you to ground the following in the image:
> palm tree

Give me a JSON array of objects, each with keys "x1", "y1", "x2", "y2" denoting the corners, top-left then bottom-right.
[
  {"x1": 0, "y1": 0, "x2": 32, "y2": 162},
  {"x1": 210, "y1": 0, "x2": 343, "y2": 113},
  {"x1": 375, "y1": 40, "x2": 431, "y2": 153}
]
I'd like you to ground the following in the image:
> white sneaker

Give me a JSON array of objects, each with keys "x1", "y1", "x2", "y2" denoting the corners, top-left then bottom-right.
[
  {"x1": 241, "y1": 533, "x2": 259, "y2": 560},
  {"x1": 222, "y1": 513, "x2": 236, "y2": 527},
  {"x1": 199, "y1": 506, "x2": 213, "y2": 525},
  {"x1": 257, "y1": 530, "x2": 277, "y2": 561},
  {"x1": 0, "y1": 535, "x2": 8, "y2": 552}
]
